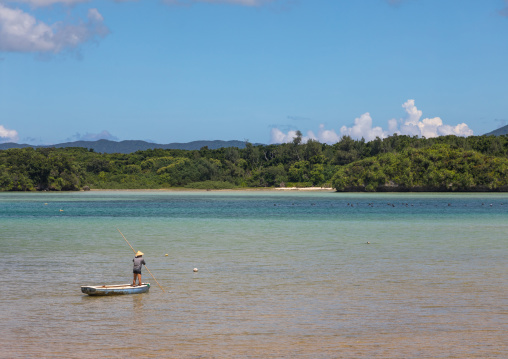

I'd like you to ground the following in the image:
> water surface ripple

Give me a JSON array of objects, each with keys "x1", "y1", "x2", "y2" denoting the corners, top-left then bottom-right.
[{"x1": 1, "y1": 191, "x2": 507, "y2": 358}]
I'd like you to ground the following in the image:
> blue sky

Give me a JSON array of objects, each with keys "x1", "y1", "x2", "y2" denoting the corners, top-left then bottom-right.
[{"x1": 1, "y1": 0, "x2": 507, "y2": 145}]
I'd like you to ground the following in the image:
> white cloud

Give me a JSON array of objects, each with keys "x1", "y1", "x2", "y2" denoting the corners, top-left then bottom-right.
[
  {"x1": 340, "y1": 112, "x2": 388, "y2": 142},
  {"x1": 0, "y1": 4, "x2": 109, "y2": 53},
  {"x1": 0, "y1": 0, "x2": 276, "y2": 54},
  {"x1": 0, "y1": 125, "x2": 19, "y2": 143},
  {"x1": 270, "y1": 125, "x2": 340, "y2": 145},
  {"x1": 270, "y1": 99, "x2": 474, "y2": 144},
  {"x1": 316, "y1": 124, "x2": 341, "y2": 144},
  {"x1": 270, "y1": 128, "x2": 306, "y2": 144},
  {"x1": 391, "y1": 99, "x2": 473, "y2": 138},
  {"x1": 270, "y1": 128, "x2": 289, "y2": 144}
]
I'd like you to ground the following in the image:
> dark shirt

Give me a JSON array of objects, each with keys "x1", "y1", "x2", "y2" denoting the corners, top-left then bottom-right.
[{"x1": 133, "y1": 256, "x2": 146, "y2": 272}]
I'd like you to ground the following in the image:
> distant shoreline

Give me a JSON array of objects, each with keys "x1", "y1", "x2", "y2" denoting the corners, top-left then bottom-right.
[
  {"x1": 84, "y1": 186, "x2": 508, "y2": 193},
  {"x1": 273, "y1": 187, "x2": 335, "y2": 191},
  {"x1": 88, "y1": 187, "x2": 336, "y2": 192}
]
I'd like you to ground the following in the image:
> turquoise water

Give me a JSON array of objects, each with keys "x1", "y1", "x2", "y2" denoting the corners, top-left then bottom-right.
[{"x1": 1, "y1": 191, "x2": 507, "y2": 358}]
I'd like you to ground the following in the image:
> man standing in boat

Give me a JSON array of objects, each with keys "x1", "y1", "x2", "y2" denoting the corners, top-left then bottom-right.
[{"x1": 132, "y1": 251, "x2": 145, "y2": 286}]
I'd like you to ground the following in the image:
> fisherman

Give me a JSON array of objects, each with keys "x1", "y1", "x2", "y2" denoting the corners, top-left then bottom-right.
[{"x1": 132, "y1": 251, "x2": 146, "y2": 286}]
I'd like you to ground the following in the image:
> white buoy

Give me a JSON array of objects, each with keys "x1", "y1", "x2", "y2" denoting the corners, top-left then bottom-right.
[{"x1": 193, "y1": 268, "x2": 198, "y2": 272}]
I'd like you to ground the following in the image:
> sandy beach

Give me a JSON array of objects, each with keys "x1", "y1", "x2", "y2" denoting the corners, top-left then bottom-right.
[
  {"x1": 273, "y1": 186, "x2": 334, "y2": 191},
  {"x1": 89, "y1": 187, "x2": 336, "y2": 192}
]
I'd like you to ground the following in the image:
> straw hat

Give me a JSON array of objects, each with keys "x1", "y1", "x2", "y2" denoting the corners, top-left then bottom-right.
[{"x1": 135, "y1": 251, "x2": 144, "y2": 257}]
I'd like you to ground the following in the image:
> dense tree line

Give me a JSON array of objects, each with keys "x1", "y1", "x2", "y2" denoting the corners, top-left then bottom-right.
[
  {"x1": 332, "y1": 145, "x2": 508, "y2": 191},
  {"x1": 0, "y1": 134, "x2": 507, "y2": 192}
]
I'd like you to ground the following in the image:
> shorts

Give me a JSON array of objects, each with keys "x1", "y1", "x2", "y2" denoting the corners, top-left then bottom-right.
[{"x1": 133, "y1": 269, "x2": 142, "y2": 274}]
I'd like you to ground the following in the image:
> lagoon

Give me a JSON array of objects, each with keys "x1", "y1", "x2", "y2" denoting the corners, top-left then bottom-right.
[{"x1": 1, "y1": 191, "x2": 507, "y2": 358}]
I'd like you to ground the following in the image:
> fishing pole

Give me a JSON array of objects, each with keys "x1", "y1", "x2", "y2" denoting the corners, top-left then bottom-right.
[{"x1": 117, "y1": 228, "x2": 165, "y2": 293}]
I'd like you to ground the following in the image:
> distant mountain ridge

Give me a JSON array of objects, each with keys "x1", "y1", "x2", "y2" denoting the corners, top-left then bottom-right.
[
  {"x1": 0, "y1": 139, "x2": 262, "y2": 154},
  {"x1": 484, "y1": 125, "x2": 508, "y2": 136},
  {"x1": 2, "y1": 128, "x2": 507, "y2": 153}
]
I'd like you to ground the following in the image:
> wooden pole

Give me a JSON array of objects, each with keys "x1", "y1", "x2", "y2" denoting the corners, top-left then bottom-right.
[{"x1": 117, "y1": 228, "x2": 165, "y2": 293}]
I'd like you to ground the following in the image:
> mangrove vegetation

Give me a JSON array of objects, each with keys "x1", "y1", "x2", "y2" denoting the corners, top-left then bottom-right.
[{"x1": 1, "y1": 134, "x2": 507, "y2": 192}]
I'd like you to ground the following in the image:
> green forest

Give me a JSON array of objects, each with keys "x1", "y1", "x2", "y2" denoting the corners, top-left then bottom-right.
[{"x1": 1, "y1": 134, "x2": 508, "y2": 192}]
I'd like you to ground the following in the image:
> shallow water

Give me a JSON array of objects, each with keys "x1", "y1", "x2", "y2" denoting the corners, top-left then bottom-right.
[{"x1": 1, "y1": 191, "x2": 507, "y2": 358}]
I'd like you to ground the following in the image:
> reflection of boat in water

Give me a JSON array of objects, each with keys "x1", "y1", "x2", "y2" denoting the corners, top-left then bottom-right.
[{"x1": 81, "y1": 283, "x2": 150, "y2": 296}]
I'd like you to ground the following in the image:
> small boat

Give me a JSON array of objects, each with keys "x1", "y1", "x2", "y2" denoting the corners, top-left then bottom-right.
[{"x1": 81, "y1": 283, "x2": 150, "y2": 296}]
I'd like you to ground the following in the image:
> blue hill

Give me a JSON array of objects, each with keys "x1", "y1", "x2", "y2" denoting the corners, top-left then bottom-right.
[{"x1": 0, "y1": 139, "x2": 264, "y2": 154}]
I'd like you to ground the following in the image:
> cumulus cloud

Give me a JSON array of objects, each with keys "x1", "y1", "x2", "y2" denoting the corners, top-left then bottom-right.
[
  {"x1": 0, "y1": 125, "x2": 19, "y2": 143},
  {"x1": 0, "y1": 0, "x2": 279, "y2": 54},
  {"x1": 340, "y1": 113, "x2": 388, "y2": 142},
  {"x1": 68, "y1": 130, "x2": 119, "y2": 142},
  {"x1": 390, "y1": 99, "x2": 473, "y2": 138},
  {"x1": 314, "y1": 124, "x2": 341, "y2": 144},
  {"x1": 271, "y1": 128, "x2": 308, "y2": 144},
  {"x1": 270, "y1": 125, "x2": 340, "y2": 145},
  {"x1": 0, "y1": 4, "x2": 109, "y2": 53},
  {"x1": 270, "y1": 100, "x2": 474, "y2": 144}
]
